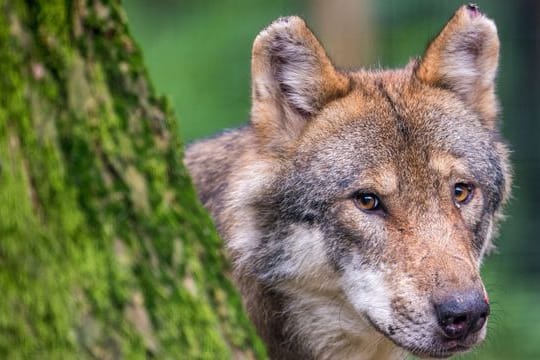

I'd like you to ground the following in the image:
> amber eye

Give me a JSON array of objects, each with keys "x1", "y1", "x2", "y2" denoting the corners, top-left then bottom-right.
[
  {"x1": 354, "y1": 193, "x2": 381, "y2": 211},
  {"x1": 454, "y1": 183, "x2": 474, "y2": 205}
]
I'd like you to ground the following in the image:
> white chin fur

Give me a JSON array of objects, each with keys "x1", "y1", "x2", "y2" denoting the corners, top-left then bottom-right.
[
  {"x1": 277, "y1": 233, "x2": 405, "y2": 359},
  {"x1": 341, "y1": 259, "x2": 394, "y2": 329}
]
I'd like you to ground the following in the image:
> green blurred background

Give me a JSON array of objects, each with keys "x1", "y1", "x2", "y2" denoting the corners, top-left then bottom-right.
[{"x1": 125, "y1": 1, "x2": 540, "y2": 358}]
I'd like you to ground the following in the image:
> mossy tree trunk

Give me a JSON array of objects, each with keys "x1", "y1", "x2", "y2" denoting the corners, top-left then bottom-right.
[{"x1": 0, "y1": 0, "x2": 265, "y2": 358}]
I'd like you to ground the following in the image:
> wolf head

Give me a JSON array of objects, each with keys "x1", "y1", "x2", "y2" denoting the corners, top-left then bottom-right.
[{"x1": 226, "y1": 5, "x2": 511, "y2": 359}]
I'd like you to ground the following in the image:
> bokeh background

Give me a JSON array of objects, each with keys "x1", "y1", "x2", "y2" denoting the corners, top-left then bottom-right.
[{"x1": 125, "y1": 1, "x2": 540, "y2": 358}]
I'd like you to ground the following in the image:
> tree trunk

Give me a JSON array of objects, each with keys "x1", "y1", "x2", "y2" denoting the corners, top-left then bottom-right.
[{"x1": 0, "y1": 0, "x2": 265, "y2": 358}]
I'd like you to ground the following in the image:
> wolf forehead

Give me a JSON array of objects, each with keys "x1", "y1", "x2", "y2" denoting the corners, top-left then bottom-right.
[{"x1": 275, "y1": 71, "x2": 507, "y2": 207}]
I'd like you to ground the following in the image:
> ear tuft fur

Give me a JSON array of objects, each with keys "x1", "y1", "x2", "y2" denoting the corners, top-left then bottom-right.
[
  {"x1": 250, "y1": 16, "x2": 350, "y2": 148},
  {"x1": 415, "y1": 5, "x2": 500, "y2": 128}
]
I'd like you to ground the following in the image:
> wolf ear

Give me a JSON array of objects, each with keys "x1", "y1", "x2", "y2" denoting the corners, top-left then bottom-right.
[
  {"x1": 250, "y1": 16, "x2": 350, "y2": 148},
  {"x1": 415, "y1": 5, "x2": 500, "y2": 128}
]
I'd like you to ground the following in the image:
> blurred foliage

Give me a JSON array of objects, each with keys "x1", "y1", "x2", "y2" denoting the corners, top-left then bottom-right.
[
  {"x1": 126, "y1": 0, "x2": 540, "y2": 359},
  {"x1": 125, "y1": 0, "x2": 305, "y2": 141}
]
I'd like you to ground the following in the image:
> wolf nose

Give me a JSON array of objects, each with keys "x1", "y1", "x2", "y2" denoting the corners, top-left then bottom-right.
[{"x1": 435, "y1": 291, "x2": 490, "y2": 339}]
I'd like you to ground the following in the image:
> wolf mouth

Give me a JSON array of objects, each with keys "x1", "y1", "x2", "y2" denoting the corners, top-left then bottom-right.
[
  {"x1": 411, "y1": 345, "x2": 471, "y2": 359},
  {"x1": 365, "y1": 315, "x2": 473, "y2": 359},
  {"x1": 412, "y1": 346, "x2": 471, "y2": 359}
]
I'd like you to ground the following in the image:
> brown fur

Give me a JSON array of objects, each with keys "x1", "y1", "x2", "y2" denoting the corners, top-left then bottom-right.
[{"x1": 186, "y1": 5, "x2": 511, "y2": 359}]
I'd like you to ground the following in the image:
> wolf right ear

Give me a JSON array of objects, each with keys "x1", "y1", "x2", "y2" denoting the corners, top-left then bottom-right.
[
  {"x1": 415, "y1": 5, "x2": 500, "y2": 128},
  {"x1": 250, "y1": 17, "x2": 350, "y2": 149}
]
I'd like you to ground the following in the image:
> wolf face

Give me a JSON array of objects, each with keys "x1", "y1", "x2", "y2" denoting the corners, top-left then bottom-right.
[{"x1": 185, "y1": 5, "x2": 511, "y2": 359}]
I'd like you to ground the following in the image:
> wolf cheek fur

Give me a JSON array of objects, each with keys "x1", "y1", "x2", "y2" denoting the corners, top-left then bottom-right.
[{"x1": 185, "y1": 5, "x2": 511, "y2": 360}]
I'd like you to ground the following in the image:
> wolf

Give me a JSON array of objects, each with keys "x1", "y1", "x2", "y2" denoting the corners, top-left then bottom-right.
[{"x1": 185, "y1": 4, "x2": 511, "y2": 359}]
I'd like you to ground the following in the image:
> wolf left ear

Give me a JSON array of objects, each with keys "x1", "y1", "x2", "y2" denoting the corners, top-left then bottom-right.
[
  {"x1": 250, "y1": 16, "x2": 350, "y2": 149},
  {"x1": 416, "y1": 5, "x2": 500, "y2": 128}
]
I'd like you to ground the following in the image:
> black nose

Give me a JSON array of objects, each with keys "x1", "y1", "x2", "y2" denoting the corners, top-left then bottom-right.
[{"x1": 435, "y1": 291, "x2": 490, "y2": 340}]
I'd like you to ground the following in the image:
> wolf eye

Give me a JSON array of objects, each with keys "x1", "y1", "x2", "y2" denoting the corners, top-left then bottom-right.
[
  {"x1": 454, "y1": 183, "x2": 474, "y2": 206},
  {"x1": 354, "y1": 193, "x2": 381, "y2": 212}
]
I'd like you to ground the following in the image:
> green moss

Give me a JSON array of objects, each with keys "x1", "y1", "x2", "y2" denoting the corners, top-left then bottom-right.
[{"x1": 0, "y1": 0, "x2": 266, "y2": 358}]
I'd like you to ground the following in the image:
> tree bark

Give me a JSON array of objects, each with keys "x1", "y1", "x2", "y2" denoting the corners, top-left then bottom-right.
[{"x1": 0, "y1": 0, "x2": 265, "y2": 358}]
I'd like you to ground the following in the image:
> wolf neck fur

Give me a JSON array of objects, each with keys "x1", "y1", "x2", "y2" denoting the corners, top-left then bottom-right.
[{"x1": 240, "y1": 275, "x2": 405, "y2": 359}]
